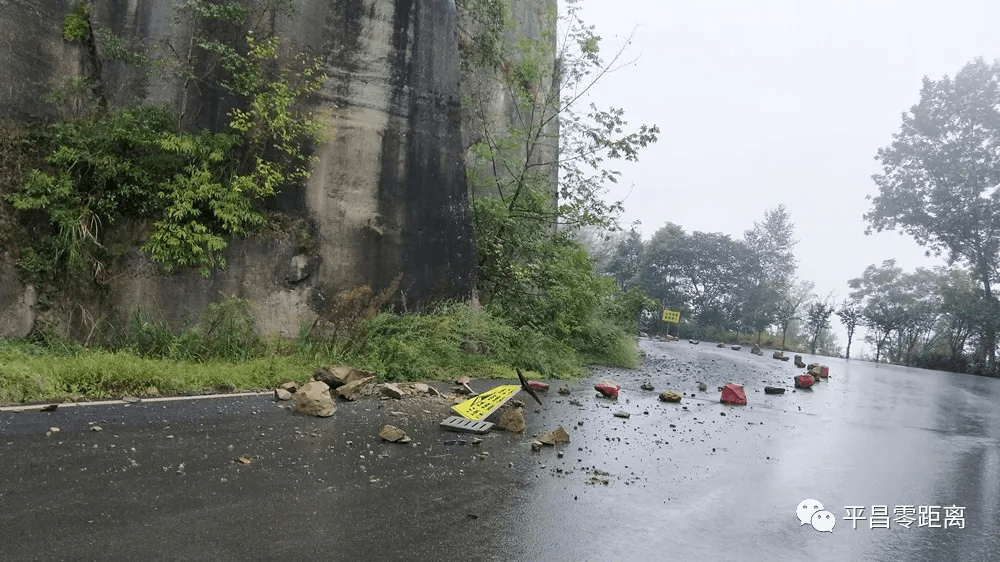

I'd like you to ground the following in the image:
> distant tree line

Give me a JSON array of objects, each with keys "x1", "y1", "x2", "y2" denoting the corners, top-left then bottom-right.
[
  {"x1": 843, "y1": 261, "x2": 991, "y2": 374},
  {"x1": 576, "y1": 56, "x2": 1000, "y2": 378},
  {"x1": 577, "y1": 205, "x2": 842, "y2": 355}
]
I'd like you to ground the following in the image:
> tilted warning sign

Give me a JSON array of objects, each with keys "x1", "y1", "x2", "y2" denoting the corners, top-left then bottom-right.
[
  {"x1": 662, "y1": 309, "x2": 681, "y2": 323},
  {"x1": 452, "y1": 384, "x2": 521, "y2": 421}
]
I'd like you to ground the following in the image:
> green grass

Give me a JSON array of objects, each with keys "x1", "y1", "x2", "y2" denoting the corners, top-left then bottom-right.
[
  {"x1": 0, "y1": 344, "x2": 316, "y2": 403},
  {"x1": 0, "y1": 301, "x2": 639, "y2": 404}
]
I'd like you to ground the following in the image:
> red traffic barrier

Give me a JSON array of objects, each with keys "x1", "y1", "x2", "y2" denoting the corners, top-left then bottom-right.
[{"x1": 720, "y1": 383, "x2": 747, "y2": 405}]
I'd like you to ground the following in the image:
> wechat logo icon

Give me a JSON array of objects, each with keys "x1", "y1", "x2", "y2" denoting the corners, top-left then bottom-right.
[{"x1": 797, "y1": 499, "x2": 836, "y2": 533}]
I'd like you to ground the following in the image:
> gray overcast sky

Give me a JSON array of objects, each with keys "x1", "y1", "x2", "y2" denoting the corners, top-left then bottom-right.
[{"x1": 576, "y1": 0, "x2": 1000, "y2": 355}]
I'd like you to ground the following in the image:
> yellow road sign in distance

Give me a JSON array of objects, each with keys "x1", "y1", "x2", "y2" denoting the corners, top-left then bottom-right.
[
  {"x1": 452, "y1": 384, "x2": 521, "y2": 421},
  {"x1": 662, "y1": 309, "x2": 681, "y2": 323}
]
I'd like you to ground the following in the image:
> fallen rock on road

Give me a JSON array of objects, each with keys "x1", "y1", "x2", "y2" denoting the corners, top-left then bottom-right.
[
  {"x1": 594, "y1": 382, "x2": 620, "y2": 399},
  {"x1": 294, "y1": 381, "x2": 336, "y2": 417},
  {"x1": 659, "y1": 391, "x2": 682, "y2": 403},
  {"x1": 336, "y1": 377, "x2": 375, "y2": 400},
  {"x1": 795, "y1": 375, "x2": 815, "y2": 389},
  {"x1": 379, "y1": 424, "x2": 411, "y2": 443},
  {"x1": 720, "y1": 383, "x2": 747, "y2": 405},
  {"x1": 536, "y1": 425, "x2": 570, "y2": 445},
  {"x1": 499, "y1": 409, "x2": 526, "y2": 433}
]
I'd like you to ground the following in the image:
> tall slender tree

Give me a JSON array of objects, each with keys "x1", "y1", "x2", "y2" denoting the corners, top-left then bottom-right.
[
  {"x1": 741, "y1": 205, "x2": 798, "y2": 343},
  {"x1": 836, "y1": 299, "x2": 863, "y2": 359},
  {"x1": 805, "y1": 299, "x2": 834, "y2": 355},
  {"x1": 774, "y1": 280, "x2": 813, "y2": 351}
]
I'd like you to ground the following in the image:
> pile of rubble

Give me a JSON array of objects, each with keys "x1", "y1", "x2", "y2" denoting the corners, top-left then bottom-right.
[
  {"x1": 273, "y1": 364, "x2": 575, "y2": 455},
  {"x1": 795, "y1": 362, "x2": 830, "y2": 388},
  {"x1": 274, "y1": 365, "x2": 455, "y2": 419}
]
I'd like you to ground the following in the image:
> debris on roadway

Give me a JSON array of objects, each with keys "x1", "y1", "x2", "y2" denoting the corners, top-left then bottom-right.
[
  {"x1": 720, "y1": 383, "x2": 747, "y2": 405},
  {"x1": 594, "y1": 382, "x2": 620, "y2": 399},
  {"x1": 498, "y1": 409, "x2": 526, "y2": 433},
  {"x1": 536, "y1": 425, "x2": 570, "y2": 445},
  {"x1": 439, "y1": 416, "x2": 493, "y2": 434},
  {"x1": 659, "y1": 391, "x2": 682, "y2": 403},
  {"x1": 527, "y1": 380, "x2": 549, "y2": 392},
  {"x1": 313, "y1": 365, "x2": 376, "y2": 389},
  {"x1": 382, "y1": 383, "x2": 406, "y2": 399},
  {"x1": 335, "y1": 376, "x2": 375, "y2": 400},
  {"x1": 379, "y1": 424, "x2": 411, "y2": 443},
  {"x1": 795, "y1": 375, "x2": 815, "y2": 389},
  {"x1": 294, "y1": 381, "x2": 336, "y2": 417}
]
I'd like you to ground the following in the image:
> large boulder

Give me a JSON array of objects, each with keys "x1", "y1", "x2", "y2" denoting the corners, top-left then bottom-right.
[
  {"x1": 335, "y1": 376, "x2": 375, "y2": 400},
  {"x1": 381, "y1": 383, "x2": 406, "y2": 399},
  {"x1": 294, "y1": 381, "x2": 336, "y2": 417},
  {"x1": 499, "y1": 409, "x2": 525, "y2": 433},
  {"x1": 720, "y1": 383, "x2": 747, "y2": 405},
  {"x1": 313, "y1": 365, "x2": 375, "y2": 389}
]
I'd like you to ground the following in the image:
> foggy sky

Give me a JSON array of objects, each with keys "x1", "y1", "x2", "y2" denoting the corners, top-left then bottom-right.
[{"x1": 576, "y1": 0, "x2": 1000, "y2": 356}]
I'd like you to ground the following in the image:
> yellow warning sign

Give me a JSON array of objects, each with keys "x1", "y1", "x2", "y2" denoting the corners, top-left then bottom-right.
[
  {"x1": 452, "y1": 384, "x2": 521, "y2": 421},
  {"x1": 662, "y1": 309, "x2": 681, "y2": 323}
]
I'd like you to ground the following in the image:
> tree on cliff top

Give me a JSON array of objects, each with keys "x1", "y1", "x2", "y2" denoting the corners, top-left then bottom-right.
[{"x1": 865, "y1": 57, "x2": 1000, "y2": 373}]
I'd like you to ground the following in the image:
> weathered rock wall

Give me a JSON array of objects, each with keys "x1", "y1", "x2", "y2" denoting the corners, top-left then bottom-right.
[
  {"x1": 0, "y1": 0, "x2": 490, "y2": 337},
  {"x1": 459, "y1": 0, "x2": 559, "y2": 201}
]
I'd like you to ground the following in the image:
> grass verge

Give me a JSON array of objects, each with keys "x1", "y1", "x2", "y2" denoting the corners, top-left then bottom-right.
[{"x1": 0, "y1": 302, "x2": 639, "y2": 405}]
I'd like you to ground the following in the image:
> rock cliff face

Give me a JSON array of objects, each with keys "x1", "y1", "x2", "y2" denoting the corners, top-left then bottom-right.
[{"x1": 0, "y1": 0, "x2": 546, "y2": 338}]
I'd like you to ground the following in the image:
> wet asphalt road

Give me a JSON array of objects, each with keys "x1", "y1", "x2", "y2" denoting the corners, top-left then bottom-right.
[{"x1": 2, "y1": 338, "x2": 1000, "y2": 561}]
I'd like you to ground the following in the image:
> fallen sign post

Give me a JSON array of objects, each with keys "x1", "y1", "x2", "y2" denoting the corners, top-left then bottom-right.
[
  {"x1": 516, "y1": 368, "x2": 543, "y2": 406},
  {"x1": 452, "y1": 384, "x2": 521, "y2": 421},
  {"x1": 451, "y1": 368, "x2": 543, "y2": 421}
]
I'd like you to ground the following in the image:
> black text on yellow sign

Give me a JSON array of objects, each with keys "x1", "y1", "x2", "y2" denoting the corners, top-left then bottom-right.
[
  {"x1": 661, "y1": 309, "x2": 680, "y2": 324},
  {"x1": 452, "y1": 385, "x2": 521, "y2": 421}
]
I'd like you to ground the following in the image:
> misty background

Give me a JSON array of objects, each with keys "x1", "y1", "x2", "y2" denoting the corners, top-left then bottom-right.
[{"x1": 576, "y1": 0, "x2": 1000, "y2": 355}]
